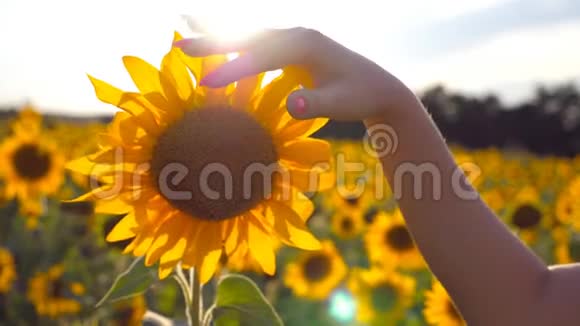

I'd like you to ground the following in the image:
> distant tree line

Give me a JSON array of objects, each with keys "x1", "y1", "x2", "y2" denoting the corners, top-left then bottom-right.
[
  {"x1": 0, "y1": 83, "x2": 578, "y2": 157},
  {"x1": 314, "y1": 83, "x2": 580, "y2": 157}
]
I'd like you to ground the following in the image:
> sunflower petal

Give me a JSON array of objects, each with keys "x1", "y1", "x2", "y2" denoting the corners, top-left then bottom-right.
[
  {"x1": 158, "y1": 262, "x2": 175, "y2": 280},
  {"x1": 94, "y1": 196, "x2": 131, "y2": 214},
  {"x1": 247, "y1": 224, "x2": 276, "y2": 275},
  {"x1": 159, "y1": 218, "x2": 190, "y2": 265},
  {"x1": 122, "y1": 56, "x2": 179, "y2": 110},
  {"x1": 198, "y1": 223, "x2": 222, "y2": 284},
  {"x1": 199, "y1": 247, "x2": 222, "y2": 284},
  {"x1": 106, "y1": 213, "x2": 138, "y2": 242},
  {"x1": 284, "y1": 167, "x2": 330, "y2": 193},
  {"x1": 254, "y1": 71, "x2": 299, "y2": 123},
  {"x1": 87, "y1": 75, "x2": 160, "y2": 133},
  {"x1": 267, "y1": 201, "x2": 321, "y2": 250},
  {"x1": 232, "y1": 73, "x2": 264, "y2": 109},
  {"x1": 63, "y1": 185, "x2": 116, "y2": 203},
  {"x1": 161, "y1": 47, "x2": 194, "y2": 108},
  {"x1": 65, "y1": 156, "x2": 95, "y2": 175},
  {"x1": 223, "y1": 219, "x2": 239, "y2": 255},
  {"x1": 145, "y1": 216, "x2": 179, "y2": 265},
  {"x1": 277, "y1": 118, "x2": 329, "y2": 142},
  {"x1": 279, "y1": 139, "x2": 331, "y2": 169},
  {"x1": 291, "y1": 191, "x2": 315, "y2": 222}
]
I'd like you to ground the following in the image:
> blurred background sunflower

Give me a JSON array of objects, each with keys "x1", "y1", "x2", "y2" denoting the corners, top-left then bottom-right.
[
  {"x1": 284, "y1": 240, "x2": 347, "y2": 300},
  {"x1": 0, "y1": 108, "x2": 65, "y2": 227},
  {"x1": 26, "y1": 264, "x2": 85, "y2": 319},
  {"x1": 423, "y1": 280, "x2": 465, "y2": 326}
]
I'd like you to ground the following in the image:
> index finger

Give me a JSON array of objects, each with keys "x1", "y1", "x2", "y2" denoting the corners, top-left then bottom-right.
[{"x1": 174, "y1": 28, "x2": 324, "y2": 87}]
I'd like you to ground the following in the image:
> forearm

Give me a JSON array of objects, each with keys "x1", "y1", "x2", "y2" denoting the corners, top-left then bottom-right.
[{"x1": 364, "y1": 90, "x2": 549, "y2": 324}]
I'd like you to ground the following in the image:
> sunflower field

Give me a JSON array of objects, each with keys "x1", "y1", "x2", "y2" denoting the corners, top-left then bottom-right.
[
  {"x1": 0, "y1": 33, "x2": 579, "y2": 326},
  {"x1": 0, "y1": 103, "x2": 579, "y2": 325}
]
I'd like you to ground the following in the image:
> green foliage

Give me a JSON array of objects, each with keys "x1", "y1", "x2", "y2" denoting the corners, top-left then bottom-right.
[
  {"x1": 96, "y1": 257, "x2": 157, "y2": 307},
  {"x1": 213, "y1": 274, "x2": 283, "y2": 326}
]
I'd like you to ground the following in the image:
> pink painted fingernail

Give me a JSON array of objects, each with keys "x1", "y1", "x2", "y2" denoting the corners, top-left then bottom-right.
[
  {"x1": 295, "y1": 97, "x2": 307, "y2": 115},
  {"x1": 199, "y1": 72, "x2": 218, "y2": 87},
  {"x1": 172, "y1": 39, "x2": 192, "y2": 49}
]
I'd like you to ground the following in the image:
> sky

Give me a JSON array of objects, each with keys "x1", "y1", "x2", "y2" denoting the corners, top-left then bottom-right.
[{"x1": 0, "y1": 0, "x2": 579, "y2": 116}]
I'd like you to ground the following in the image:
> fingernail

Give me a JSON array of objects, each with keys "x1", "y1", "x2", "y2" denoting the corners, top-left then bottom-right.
[
  {"x1": 172, "y1": 39, "x2": 191, "y2": 49},
  {"x1": 295, "y1": 96, "x2": 307, "y2": 115},
  {"x1": 199, "y1": 72, "x2": 219, "y2": 87}
]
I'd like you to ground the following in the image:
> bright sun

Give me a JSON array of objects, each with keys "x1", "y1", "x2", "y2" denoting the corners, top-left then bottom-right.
[{"x1": 181, "y1": 14, "x2": 263, "y2": 43}]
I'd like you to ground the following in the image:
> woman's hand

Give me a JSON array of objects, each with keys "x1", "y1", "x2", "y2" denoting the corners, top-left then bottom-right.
[
  {"x1": 176, "y1": 27, "x2": 580, "y2": 326},
  {"x1": 173, "y1": 28, "x2": 420, "y2": 122}
]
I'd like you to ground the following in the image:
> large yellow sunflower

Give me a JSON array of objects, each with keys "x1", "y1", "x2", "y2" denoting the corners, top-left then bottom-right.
[
  {"x1": 0, "y1": 107, "x2": 65, "y2": 227},
  {"x1": 284, "y1": 240, "x2": 347, "y2": 300},
  {"x1": 347, "y1": 267, "x2": 415, "y2": 325},
  {"x1": 0, "y1": 247, "x2": 16, "y2": 294},
  {"x1": 66, "y1": 32, "x2": 332, "y2": 283},
  {"x1": 365, "y1": 210, "x2": 425, "y2": 270},
  {"x1": 27, "y1": 264, "x2": 85, "y2": 318},
  {"x1": 423, "y1": 280, "x2": 465, "y2": 326}
]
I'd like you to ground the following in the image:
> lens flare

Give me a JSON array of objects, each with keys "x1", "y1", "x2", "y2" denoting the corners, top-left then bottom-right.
[{"x1": 329, "y1": 289, "x2": 356, "y2": 323}]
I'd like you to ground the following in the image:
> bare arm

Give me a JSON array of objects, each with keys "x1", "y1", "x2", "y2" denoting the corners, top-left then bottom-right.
[
  {"x1": 174, "y1": 27, "x2": 580, "y2": 325},
  {"x1": 366, "y1": 96, "x2": 580, "y2": 325}
]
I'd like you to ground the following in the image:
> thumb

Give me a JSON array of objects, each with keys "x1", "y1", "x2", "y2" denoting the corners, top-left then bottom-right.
[{"x1": 286, "y1": 83, "x2": 362, "y2": 121}]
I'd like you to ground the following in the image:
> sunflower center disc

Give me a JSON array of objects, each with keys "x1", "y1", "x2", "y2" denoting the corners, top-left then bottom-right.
[
  {"x1": 12, "y1": 144, "x2": 51, "y2": 180},
  {"x1": 113, "y1": 307, "x2": 136, "y2": 325},
  {"x1": 50, "y1": 279, "x2": 65, "y2": 298},
  {"x1": 512, "y1": 204, "x2": 542, "y2": 229},
  {"x1": 340, "y1": 217, "x2": 354, "y2": 232},
  {"x1": 385, "y1": 225, "x2": 414, "y2": 251},
  {"x1": 151, "y1": 107, "x2": 278, "y2": 221},
  {"x1": 364, "y1": 208, "x2": 378, "y2": 224},
  {"x1": 303, "y1": 254, "x2": 331, "y2": 281}
]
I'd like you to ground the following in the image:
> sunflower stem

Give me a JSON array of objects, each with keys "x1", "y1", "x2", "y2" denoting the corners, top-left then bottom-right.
[{"x1": 191, "y1": 269, "x2": 202, "y2": 326}]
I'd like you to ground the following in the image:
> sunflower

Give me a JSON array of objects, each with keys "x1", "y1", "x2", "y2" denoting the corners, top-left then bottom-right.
[
  {"x1": 66, "y1": 32, "x2": 332, "y2": 283},
  {"x1": 347, "y1": 267, "x2": 415, "y2": 325},
  {"x1": 0, "y1": 107, "x2": 65, "y2": 227},
  {"x1": 555, "y1": 177, "x2": 580, "y2": 231},
  {"x1": 552, "y1": 227, "x2": 580, "y2": 264},
  {"x1": 0, "y1": 247, "x2": 16, "y2": 294},
  {"x1": 331, "y1": 207, "x2": 365, "y2": 239},
  {"x1": 503, "y1": 186, "x2": 549, "y2": 244},
  {"x1": 284, "y1": 240, "x2": 347, "y2": 300},
  {"x1": 365, "y1": 210, "x2": 424, "y2": 270},
  {"x1": 423, "y1": 280, "x2": 465, "y2": 326},
  {"x1": 27, "y1": 264, "x2": 84, "y2": 318},
  {"x1": 109, "y1": 295, "x2": 147, "y2": 326},
  {"x1": 325, "y1": 185, "x2": 374, "y2": 214}
]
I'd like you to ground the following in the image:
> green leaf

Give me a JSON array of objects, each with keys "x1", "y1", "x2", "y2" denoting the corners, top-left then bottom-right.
[
  {"x1": 95, "y1": 257, "x2": 157, "y2": 307},
  {"x1": 213, "y1": 274, "x2": 283, "y2": 326}
]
